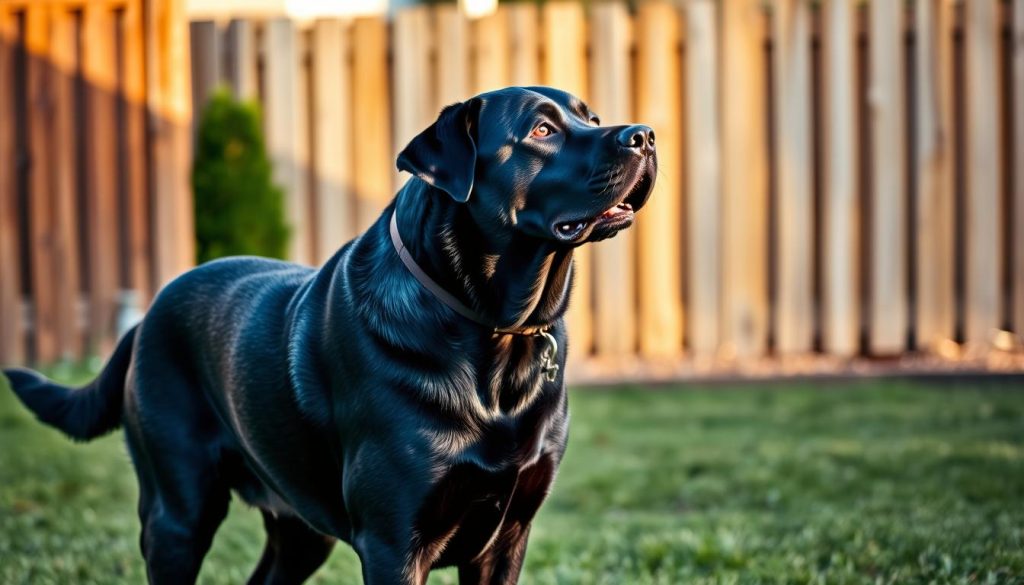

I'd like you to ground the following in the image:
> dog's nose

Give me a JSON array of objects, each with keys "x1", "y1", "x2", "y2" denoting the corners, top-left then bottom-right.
[{"x1": 617, "y1": 125, "x2": 655, "y2": 152}]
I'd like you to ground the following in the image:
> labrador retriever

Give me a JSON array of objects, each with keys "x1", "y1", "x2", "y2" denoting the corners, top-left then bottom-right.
[{"x1": 3, "y1": 86, "x2": 656, "y2": 584}]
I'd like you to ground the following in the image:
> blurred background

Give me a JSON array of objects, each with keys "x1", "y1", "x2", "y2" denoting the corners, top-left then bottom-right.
[
  {"x1": 1, "y1": 0, "x2": 1024, "y2": 583},
  {"x1": 0, "y1": 0, "x2": 1022, "y2": 381}
]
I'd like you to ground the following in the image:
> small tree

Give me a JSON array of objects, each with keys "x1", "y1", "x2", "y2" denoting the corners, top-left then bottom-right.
[{"x1": 192, "y1": 89, "x2": 290, "y2": 264}]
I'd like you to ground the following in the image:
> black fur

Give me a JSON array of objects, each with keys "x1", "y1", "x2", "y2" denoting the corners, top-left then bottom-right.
[{"x1": 3, "y1": 86, "x2": 656, "y2": 584}]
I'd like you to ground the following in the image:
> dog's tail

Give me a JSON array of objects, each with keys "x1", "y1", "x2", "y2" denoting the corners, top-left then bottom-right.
[{"x1": 3, "y1": 325, "x2": 138, "y2": 442}]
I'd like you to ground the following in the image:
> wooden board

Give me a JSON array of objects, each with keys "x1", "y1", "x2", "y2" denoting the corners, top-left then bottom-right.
[
  {"x1": 122, "y1": 0, "x2": 151, "y2": 304},
  {"x1": 311, "y1": 19, "x2": 353, "y2": 263},
  {"x1": 964, "y1": 0, "x2": 1002, "y2": 344},
  {"x1": 541, "y1": 2, "x2": 591, "y2": 358},
  {"x1": 434, "y1": 4, "x2": 468, "y2": 110},
  {"x1": 25, "y1": 5, "x2": 59, "y2": 363},
  {"x1": 263, "y1": 19, "x2": 310, "y2": 264},
  {"x1": 721, "y1": 0, "x2": 769, "y2": 358},
  {"x1": 392, "y1": 6, "x2": 433, "y2": 192},
  {"x1": 189, "y1": 20, "x2": 219, "y2": 136},
  {"x1": 351, "y1": 17, "x2": 391, "y2": 232},
  {"x1": 821, "y1": 0, "x2": 859, "y2": 356},
  {"x1": 684, "y1": 0, "x2": 720, "y2": 358},
  {"x1": 225, "y1": 19, "x2": 256, "y2": 100},
  {"x1": 147, "y1": 0, "x2": 195, "y2": 289},
  {"x1": 0, "y1": 7, "x2": 22, "y2": 363},
  {"x1": 1015, "y1": 0, "x2": 1024, "y2": 334},
  {"x1": 636, "y1": 1, "x2": 683, "y2": 359},
  {"x1": 49, "y1": 6, "x2": 83, "y2": 357},
  {"x1": 914, "y1": 0, "x2": 956, "y2": 350},
  {"x1": 868, "y1": 0, "x2": 907, "y2": 354},
  {"x1": 589, "y1": 3, "x2": 635, "y2": 358},
  {"x1": 773, "y1": 0, "x2": 814, "y2": 354},
  {"x1": 84, "y1": 4, "x2": 120, "y2": 353},
  {"x1": 472, "y1": 6, "x2": 509, "y2": 95},
  {"x1": 507, "y1": 3, "x2": 539, "y2": 86}
]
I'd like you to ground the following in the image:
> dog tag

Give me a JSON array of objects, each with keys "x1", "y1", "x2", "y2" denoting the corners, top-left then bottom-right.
[{"x1": 537, "y1": 330, "x2": 559, "y2": 382}]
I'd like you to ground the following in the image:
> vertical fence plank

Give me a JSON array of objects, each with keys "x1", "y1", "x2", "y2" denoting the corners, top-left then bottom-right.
[
  {"x1": 123, "y1": 1, "x2": 152, "y2": 305},
  {"x1": 0, "y1": 7, "x2": 23, "y2": 364},
  {"x1": 964, "y1": 0, "x2": 1002, "y2": 344},
  {"x1": 542, "y1": 2, "x2": 591, "y2": 358},
  {"x1": 25, "y1": 5, "x2": 59, "y2": 363},
  {"x1": 915, "y1": 0, "x2": 956, "y2": 350},
  {"x1": 393, "y1": 6, "x2": 433, "y2": 192},
  {"x1": 225, "y1": 19, "x2": 256, "y2": 101},
  {"x1": 264, "y1": 19, "x2": 311, "y2": 264},
  {"x1": 434, "y1": 5, "x2": 469, "y2": 111},
  {"x1": 822, "y1": 0, "x2": 859, "y2": 356},
  {"x1": 472, "y1": 7, "x2": 509, "y2": 94},
  {"x1": 189, "y1": 19, "x2": 219, "y2": 137},
  {"x1": 148, "y1": 0, "x2": 195, "y2": 289},
  {"x1": 685, "y1": 0, "x2": 720, "y2": 358},
  {"x1": 636, "y1": 1, "x2": 683, "y2": 359},
  {"x1": 507, "y1": 3, "x2": 539, "y2": 86},
  {"x1": 1015, "y1": 0, "x2": 1024, "y2": 334},
  {"x1": 351, "y1": 17, "x2": 391, "y2": 232},
  {"x1": 84, "y1": 4, "x2": 121, "y2": 352},
  {"x1": 721, "y1": 0, "x2": 769, "y2": 358},
  {"x1": 589, "y1": 3, "x2": 635, "y2": 359},
  {"x1": 50, "y1": 7, "x2": 83, "y2": 359},
  {"x1": 773, "y1": 0, "x2": 814, "y2": 354},
  {"x1": 311, "y1": 19, "x2": 353, "y2": 263},
  {"x1": 868, "y1": 0, "x2": 907, "y2": 354}
]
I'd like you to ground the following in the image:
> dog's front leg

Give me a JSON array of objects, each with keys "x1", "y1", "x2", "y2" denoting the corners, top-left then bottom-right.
[
  {"x1": 456, "y1": 523, "x2": 532, "y2": 585},
  {"x1": 354, "y1": 530, "x2": 426, "y2": 585}
]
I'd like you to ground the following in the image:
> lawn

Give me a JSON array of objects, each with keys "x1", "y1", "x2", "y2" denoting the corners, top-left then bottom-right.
[{"x1": 1, "y1": 373, "x2": 1022, "y2": 584}]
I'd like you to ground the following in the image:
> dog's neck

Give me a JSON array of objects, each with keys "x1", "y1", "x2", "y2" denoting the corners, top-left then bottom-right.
[{"x1": 394, "y1": 179, "x2": 574, "y2": 332}]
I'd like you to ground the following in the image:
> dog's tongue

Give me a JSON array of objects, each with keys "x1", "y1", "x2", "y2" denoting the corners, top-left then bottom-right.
[{"x1": 600, "y1": 202, "x2": 633, "y2": 219}]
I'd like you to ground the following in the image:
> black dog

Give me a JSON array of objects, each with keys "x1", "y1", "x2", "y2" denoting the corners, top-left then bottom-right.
[{"x1": 4, "y1": 86, "x2": 656, "y2": 584}]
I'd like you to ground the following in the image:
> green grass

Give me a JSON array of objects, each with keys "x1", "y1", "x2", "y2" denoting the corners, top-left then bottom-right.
[{"x1": 1, "y1": 373, "x2": 1023, "y2": 584}]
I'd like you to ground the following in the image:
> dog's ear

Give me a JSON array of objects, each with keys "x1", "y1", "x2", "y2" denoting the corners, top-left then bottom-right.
[{"x1": 396, "y1": 98, "x2": 481, "y2": 203}]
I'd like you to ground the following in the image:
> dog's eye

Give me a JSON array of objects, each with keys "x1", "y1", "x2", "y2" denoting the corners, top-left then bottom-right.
[{"x1": 531, "y1": 123, "x2": 555, "y2": 139}]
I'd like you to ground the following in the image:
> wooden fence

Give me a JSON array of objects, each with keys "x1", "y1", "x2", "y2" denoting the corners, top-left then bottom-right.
[
  {"x1": 185, "y1": 0, "x2": 1024, "y2": 374},
  {"x1": 0, "y1": 0, "x2": 193, "y2": 365}
]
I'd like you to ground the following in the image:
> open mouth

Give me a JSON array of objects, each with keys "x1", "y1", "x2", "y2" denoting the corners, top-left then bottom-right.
[{"x1": 553, "y1": 168, "x2": 653, "y2": 242}]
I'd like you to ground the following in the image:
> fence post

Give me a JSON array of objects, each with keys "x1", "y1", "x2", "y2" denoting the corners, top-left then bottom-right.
[
  {"x1": 123, "y1": 1, "x2": 153, "y2": 306},
  {"x1": 434, "y1": 5, "x2": 469, "y2": 111},
  {"x1": 25, "y1": 5, "x2": 60, "y2": 363},
  {"x1": 263, "y1": 19, "x2": 312, "y2": 265},
  {"x1": 311, "y1": 19, "x2": 354, "y2": 263},
  {"x1": 822, "y1": 0, "x2": 859, "y2": 357},
  {"x1": 590, "y1": 3, "x2": 636, "y2": 360},
  {"x1": 721, "y1": 0, "x2": 769, "y2": 358},
  {"x1": 84, "y1": 4, "x2": 122, "y2": 354},
  {"x1": 773, "y1": 0, "x2": 814, "y2": 354},
  {"x1": 507, "y1": 3, "x2": 539, "y2": 86},
  {"x1": 189, "y1": 20, "x2": 219, "y2": 138},
  {"x1": 224, "y1": 19, "x2": 257, "y2": 101},
  {"x1": 393, "y1": 6, "x2": 434, "y2": 193},
  {"x1": 915, "y1": 0, "x2": 956, "y2": 350},
  {"x1": 0, "y1": 7, "x2": 23, "y2": 364},
  {"x1": 351, "y1": 17, "x2": 391, "y2": 232},
  {"x1": 148, "y1": 0, "x2": 195, "y2": 290},
  {"x1": 868, "y1": 0, "x2": 907, "y2": 354},
  {"x1": 1014, "y1": 0, "x2": 1024, "y2": 335},
  {"x1": 50, "y1": 7, "x2": 84, "y2": 359},
  {"x1": 636, "y1": 1, "x2": 684, "y2": 359},
  {"x1": 964, "y1": 0, "x2": 1002, "y2": 345},
  {"x1": 542, "y1": 2, "x2": 591, "y2": 360},
  {"x1": 472, "y1": 6, "x2": 509, "y2": 94},
  {"x1": 685, "y1": 0, "x2": 721, "y2": 359}
]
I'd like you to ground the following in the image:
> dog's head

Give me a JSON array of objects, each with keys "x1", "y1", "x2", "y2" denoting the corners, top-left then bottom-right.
[{"x1": 397, "y1": 86, "x2": 656, "y2": 245}]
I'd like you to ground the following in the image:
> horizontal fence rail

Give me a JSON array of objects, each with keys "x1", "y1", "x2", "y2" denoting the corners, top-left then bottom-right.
[
  {"x1": 0, "y1": 0, "x2": 193, "y2": 365},
  {"x1": 181, "y1": 0, "x2": 1024, "y2": 377}
]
